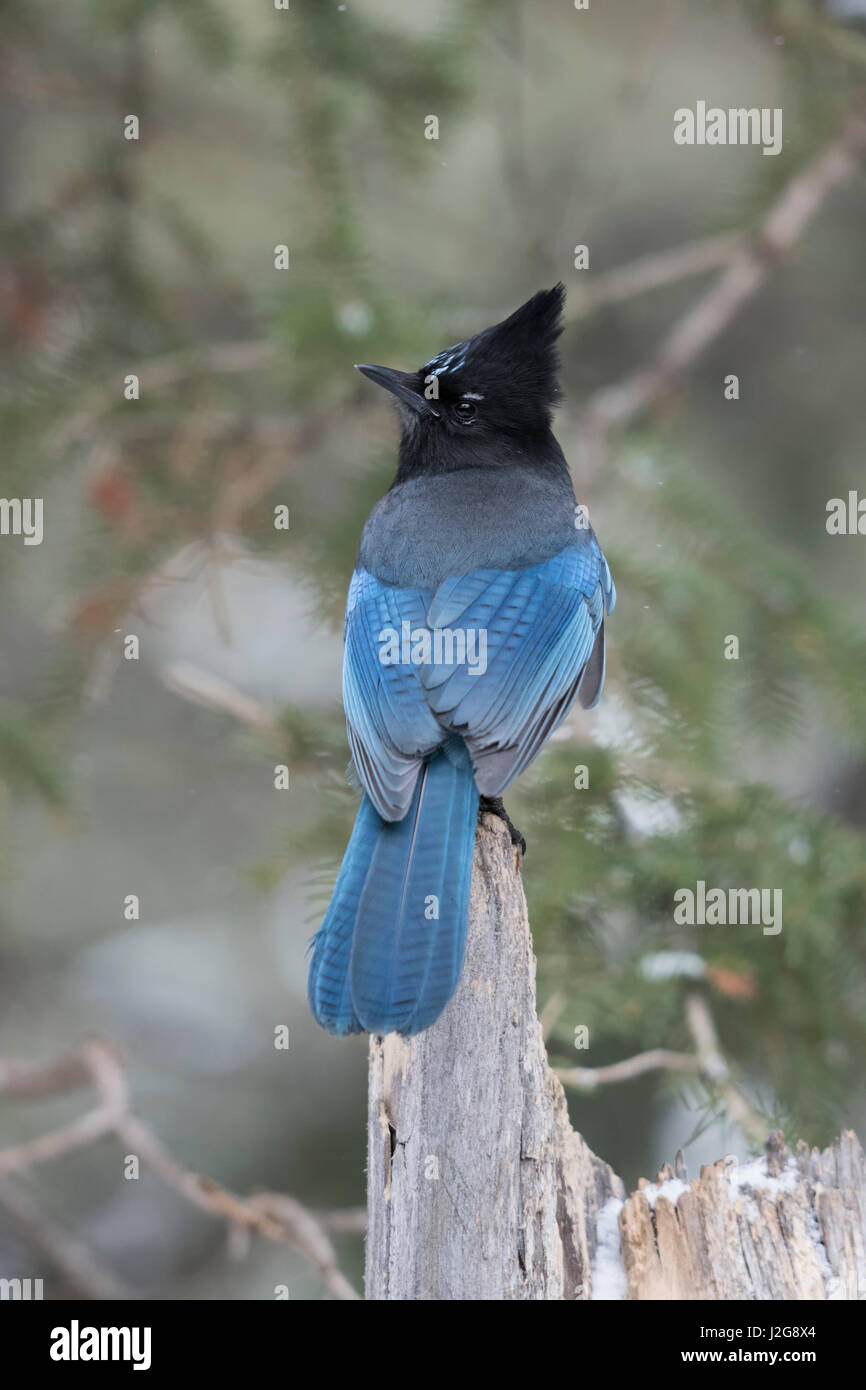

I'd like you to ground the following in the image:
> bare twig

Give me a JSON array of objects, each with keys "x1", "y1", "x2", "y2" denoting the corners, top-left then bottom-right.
[
  {"x1": 319, "y1": 1206, "x2": 367, "y2": 1236},
  {"x1": 0, "y1": 1038, "x2": 127, "y2": 1178},
  {"x1": 539, "y1": 988, "x2": 567, "y2": 1041},
  {"x1": 243, "y1": 1194, "x2": 361, "y2": 1302},
  {"x1": 162, "y1": 661, "x2": 279, "y2": 733},
  {"x1": 0, "y1": 1037, "x2": 362, "y2": 1299},
  {"x1": 556, "y1": 1047, "x2": 700, "y2": 1092},
  {"x1": 569, "y1": 232, "x2": 743, "y2": 316},
  {"x1": 556, "y1": 988, "x2": 767, "y2": 1148},
  {"x1": 684, "y1": 990, "x2": 767, "y2": 1147},
  {"x1": 0, "y1": 1176, "x2": 134, "y2": 1300},
  {"x1": 0, "y1": 1047, "x2": 98, "y2": 1098}
]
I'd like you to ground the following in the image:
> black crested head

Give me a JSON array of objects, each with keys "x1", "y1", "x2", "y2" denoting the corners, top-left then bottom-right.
[
  {"x1": 421, "y1": 282, "x2": 565, "y2": 424},
  {"x1": 356, "y1": 284, "x2": 568, "y2": 483}
]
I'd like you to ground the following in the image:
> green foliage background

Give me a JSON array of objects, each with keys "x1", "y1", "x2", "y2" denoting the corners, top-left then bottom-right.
[{"x1": 0, "y1": 0, "x2": 865, "y2": 1297}]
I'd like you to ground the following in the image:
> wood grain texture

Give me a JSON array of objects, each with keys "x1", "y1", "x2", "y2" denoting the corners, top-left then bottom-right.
[
  {"x1": 365, "y1": 813, "x2": 622, "y2": 1300},
  {"x1": 365, "y1": 814, "x2": 866, "y2": 1301},
  {"x1": 621, "y1": 1130, "x2": 866, "y2": 1300}
]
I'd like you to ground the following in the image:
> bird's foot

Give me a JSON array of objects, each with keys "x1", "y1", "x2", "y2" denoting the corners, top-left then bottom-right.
[{"x1": 478, "y1": 795, "x2": 527, "y2": 863}]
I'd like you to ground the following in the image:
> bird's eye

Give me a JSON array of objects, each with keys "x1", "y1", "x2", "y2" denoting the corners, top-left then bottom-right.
[{"x1": 454, "y1": 401, "x2": 477, "y2": 425}]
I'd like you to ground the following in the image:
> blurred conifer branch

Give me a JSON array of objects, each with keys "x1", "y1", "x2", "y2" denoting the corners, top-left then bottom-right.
[{"x1": 52, "y1": 341, "x2": 280, "y2": 453}]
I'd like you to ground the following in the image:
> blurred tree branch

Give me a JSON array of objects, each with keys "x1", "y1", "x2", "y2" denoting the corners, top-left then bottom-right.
[
  {"x1": 0, "y1": 1038, "x2": 362, "y2": 1300},
  {"x1": 556, "y1": 1047, "x2": 700, "y2": 1091},
  {"x1": 52, "y1": 340, "x2": 280, "y2": 453},
  {"x1": 568, "y1": 231, "x2": 744, "y2": 315},
  {"x1": 555, "y1": 985, "x2": 767, "y2": 1146},
  {"x1": 0, "y1": 1176, "x2": 133, "y2": 1301},
  {"x1": 576, "y1": 114, "x2": 866, "y2": 474}
]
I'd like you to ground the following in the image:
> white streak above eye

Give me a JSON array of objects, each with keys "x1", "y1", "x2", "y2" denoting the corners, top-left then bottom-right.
[{"x1": 461, "y1": 391, "x2": 484, "y2": 400}]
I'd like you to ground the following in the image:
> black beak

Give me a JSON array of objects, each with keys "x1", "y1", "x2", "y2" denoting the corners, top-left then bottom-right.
[{"x1": 355, "y1": 364, "x2": 439, "y2": 417}]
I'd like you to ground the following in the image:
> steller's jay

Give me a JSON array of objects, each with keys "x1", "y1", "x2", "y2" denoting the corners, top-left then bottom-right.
[{"x1": 308, "y1": 284, "x2": 615, "y2": 1037}]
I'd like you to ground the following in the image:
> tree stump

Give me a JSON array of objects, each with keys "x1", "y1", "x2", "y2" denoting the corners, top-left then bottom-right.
[{"x1": 365, "y1": 814, "x2": 866, "y2": 1300}]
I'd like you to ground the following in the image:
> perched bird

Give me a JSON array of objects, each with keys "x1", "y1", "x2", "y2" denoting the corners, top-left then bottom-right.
[{"x1": 308, "y1": 284, "x2": 615, "y2": 1037}]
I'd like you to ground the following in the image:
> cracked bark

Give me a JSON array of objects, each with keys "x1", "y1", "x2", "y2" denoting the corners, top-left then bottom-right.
[{"x1": 365, "y1": 814, "x2": 866, "y2": 1300}]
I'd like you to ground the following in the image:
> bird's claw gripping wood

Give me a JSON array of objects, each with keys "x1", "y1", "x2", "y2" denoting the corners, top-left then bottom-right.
[{"x1": 479, "y1": 794, "x2": 526, "y2": 865}]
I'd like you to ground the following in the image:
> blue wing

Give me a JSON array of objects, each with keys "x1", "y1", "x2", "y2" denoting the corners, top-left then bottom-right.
[
  {"x1": 423, "y1": 540, "x2": 614, "y2": 795},
  {"x1": 342, "y1": 570, "x2": 440, "y2": 820},
  {"x1": 343, "y1": 538, "x2": 615, "y2": 817}
]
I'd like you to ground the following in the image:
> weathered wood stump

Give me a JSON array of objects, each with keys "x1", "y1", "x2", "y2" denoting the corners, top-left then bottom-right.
[{"x1": 366, "y1": 814, "x2": 866, "y2": 1300}]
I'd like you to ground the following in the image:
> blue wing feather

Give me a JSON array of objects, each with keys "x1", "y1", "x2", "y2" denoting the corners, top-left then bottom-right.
[
  {"x1": 343, "y1": 538, "x2": 613, "y2": 809},
  {"x1": 343, "y1": 574, "x2": 442, "y2": 818}
]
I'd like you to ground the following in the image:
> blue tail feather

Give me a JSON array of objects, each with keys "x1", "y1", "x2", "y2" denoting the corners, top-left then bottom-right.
[
  {"x1": 306, "y1": 795, "x2": 381, "y2": 1036},
  {"x1": 307, "y1": 745, "x2": 479, "y2": 1037}
]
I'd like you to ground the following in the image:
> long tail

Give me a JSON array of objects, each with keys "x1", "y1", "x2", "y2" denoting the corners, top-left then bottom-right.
[{"x1": 307, "y1": 745, "x2": 479, "y2": 1036}]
